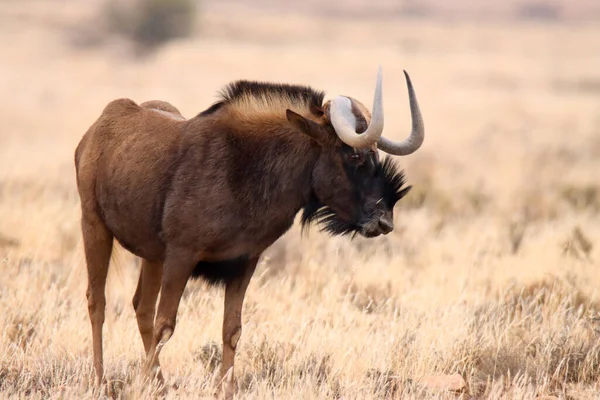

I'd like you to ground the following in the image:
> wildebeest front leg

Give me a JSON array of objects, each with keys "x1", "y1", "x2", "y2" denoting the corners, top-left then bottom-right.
[
  {"x1": 132, "y1": 259, "x2": 163, "y2": 354},
  {"x1": 219, "y1": 257, "x2": 259, "y2": 399},
  {"x1": 143, "y1": 249, "x2": 196, "y2": 384}
]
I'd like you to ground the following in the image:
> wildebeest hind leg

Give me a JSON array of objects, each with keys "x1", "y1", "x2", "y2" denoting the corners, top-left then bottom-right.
[
  {"x1": 143, "y1": 248, "x2": 196, "y2": 384},
  {"x1": 218, "y1": 257, "x2": 259, "y2": 400},
  {"x1": 81, "y1": 209, "x2": 114, "y2": 387},
  {"x1": 132, "y1": 259, "x2": 163, "y2": 355}
]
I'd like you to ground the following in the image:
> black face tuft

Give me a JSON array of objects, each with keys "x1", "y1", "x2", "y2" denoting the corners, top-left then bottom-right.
[
  {"x1": 301, "y1": 156, "x2": 411, "y2": 237},
  {"x1": 379, "y1": 156, "x2": 412, "y2": 208},
  {"x1": 301, "y1": 194, "x2": 361, "y2": 237}
]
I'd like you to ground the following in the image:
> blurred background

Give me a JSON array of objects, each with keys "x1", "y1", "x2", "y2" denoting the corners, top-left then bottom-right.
[{"x1": 2, "y1": 0, "x2": 600, "y2": 196}]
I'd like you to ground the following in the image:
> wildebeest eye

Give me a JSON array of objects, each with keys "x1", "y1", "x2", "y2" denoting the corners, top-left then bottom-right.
[{"x1": 349, "y1": 153, "x2": 362, "y2": 163}]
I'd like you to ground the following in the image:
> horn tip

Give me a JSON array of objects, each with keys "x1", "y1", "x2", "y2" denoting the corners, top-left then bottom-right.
[
  {"x1": 376, "y1": 66, "x2": 383, "y2": 83},
  {"x1": 403, "y1": 70, "x2": 414, "y2": 85}
]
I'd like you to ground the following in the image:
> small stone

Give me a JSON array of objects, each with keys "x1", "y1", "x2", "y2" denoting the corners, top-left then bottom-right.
[
  {"x1": 419, "y1": 373, "x2": 467, "y2": 392},
  {"x1": 0, "y1": 233, "x2": 19, "y2": 248}
]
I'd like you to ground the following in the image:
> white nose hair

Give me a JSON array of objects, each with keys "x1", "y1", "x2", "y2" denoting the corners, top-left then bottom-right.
[{"x1": 378, "y1": 215, "x2": 394, "y2": 234}]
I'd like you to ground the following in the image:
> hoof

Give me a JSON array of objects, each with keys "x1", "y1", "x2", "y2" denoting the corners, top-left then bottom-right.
[{"x1": 217, "y1": 367, "x2": 235, "y2": 400}]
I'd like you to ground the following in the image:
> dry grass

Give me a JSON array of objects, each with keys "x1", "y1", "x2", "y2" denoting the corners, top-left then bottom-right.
[{"x1": 1, "y1": 1, "x2": 600, "y2": 398}]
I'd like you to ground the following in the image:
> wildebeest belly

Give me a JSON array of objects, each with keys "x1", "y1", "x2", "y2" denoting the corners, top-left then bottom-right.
[{"x1": 95, "y1": 123, "x2": 181, "y2": 262}]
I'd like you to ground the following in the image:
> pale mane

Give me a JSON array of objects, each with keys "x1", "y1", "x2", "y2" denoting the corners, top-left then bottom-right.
[{"x1": 214, "y1": 80, "x2": 326, "y2": 123}]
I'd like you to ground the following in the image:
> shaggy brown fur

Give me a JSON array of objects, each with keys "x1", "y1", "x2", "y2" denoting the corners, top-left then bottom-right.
[{"x1": 75, "y1": 79, "x2": 412, "y2": 398}]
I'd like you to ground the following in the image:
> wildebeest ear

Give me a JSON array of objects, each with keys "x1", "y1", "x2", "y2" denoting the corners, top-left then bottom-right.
[{"x1": 286, "y1": 109, "x2": 326, "y2": 145}]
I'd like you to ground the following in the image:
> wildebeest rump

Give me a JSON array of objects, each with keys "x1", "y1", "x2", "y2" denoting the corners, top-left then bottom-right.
[{"x1": 74, "y1": 67, "x2": 424, "y2": 398}]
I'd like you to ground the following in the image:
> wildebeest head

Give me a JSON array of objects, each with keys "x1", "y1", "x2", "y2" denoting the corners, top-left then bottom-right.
[{"x1": 287, "y1": 67, "x2": 424, "y2": 238}]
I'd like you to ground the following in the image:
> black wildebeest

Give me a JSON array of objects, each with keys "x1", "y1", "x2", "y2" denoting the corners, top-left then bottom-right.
[{"x1": 74, "y1": 66, "x2": 424, "y2": 398}]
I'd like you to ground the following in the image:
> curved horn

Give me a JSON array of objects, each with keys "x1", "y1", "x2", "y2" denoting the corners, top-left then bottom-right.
[
  {"x1": 376, "y1": 70, "x2": 424, "y2": 156},
  {"x1": 329, "y1": 66, "x2": 384, "y2": 149}
]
